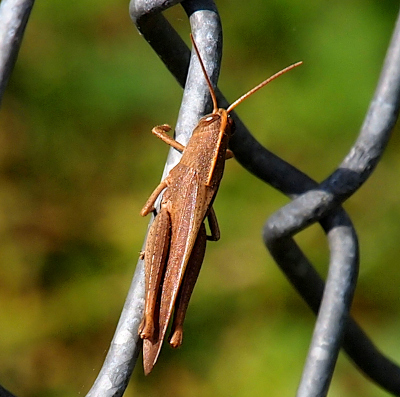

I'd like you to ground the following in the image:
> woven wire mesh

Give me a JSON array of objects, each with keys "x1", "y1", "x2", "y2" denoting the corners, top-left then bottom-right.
[{"x1": 1, "y1": 1, "x2": 400, "y2": 396}]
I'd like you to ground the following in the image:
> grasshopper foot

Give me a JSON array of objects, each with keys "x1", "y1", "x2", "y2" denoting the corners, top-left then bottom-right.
[
  {"x1": 152, "y1": 124, "x2": 171, "y2": 135},
  {"x1": 139, "y1": 315, "x2": 155, "y2": 341},
  {"x1": 140, "y1": 205, "x2": 155, "y2": 217},
  {"x1": 225, "y1": 149, "x2": 234, "y2": 159},
  {"x1": 169, "y1": 326, "x2": 183, "y2": 348}
]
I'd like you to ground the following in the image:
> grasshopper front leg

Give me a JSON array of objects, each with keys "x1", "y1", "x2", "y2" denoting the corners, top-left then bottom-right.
[
  {"x1": 152, "y1": 125, "x2": 231, "y2": 158},
  {"x1": 152, "y1": 124, "x2": 185, "y2": 153}
]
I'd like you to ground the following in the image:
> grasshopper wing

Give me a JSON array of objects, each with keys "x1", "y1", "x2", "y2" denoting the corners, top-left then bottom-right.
[{"x1": 143, "y1": 166, "x2": 208, "y2": 374}]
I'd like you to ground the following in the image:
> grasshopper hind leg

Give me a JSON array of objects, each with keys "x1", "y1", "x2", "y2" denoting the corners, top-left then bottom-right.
[
  {"x1": 139, "y1": 207, "x2": 171, "y2": 341},
  {"x1": 169, "y1": 223, "x2": 207, "y2": 348}
]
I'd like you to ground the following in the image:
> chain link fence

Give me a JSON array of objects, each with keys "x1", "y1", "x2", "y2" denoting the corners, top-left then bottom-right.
[{"x1": 1, "y1": 1, "x2": 400, "y2": 396}]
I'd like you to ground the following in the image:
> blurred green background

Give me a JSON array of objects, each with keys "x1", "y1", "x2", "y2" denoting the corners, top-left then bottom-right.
[{"x1": 1, "y1": 0, "x2": 400, "y2": 396}]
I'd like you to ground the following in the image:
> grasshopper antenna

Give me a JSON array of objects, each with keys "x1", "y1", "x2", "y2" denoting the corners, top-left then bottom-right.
[
  {"x1": 190, "y1": 33, "x2": 219, "y2": 114},
  {"x1": 227, "y1": 61, "x2": 303, "y2": 113}
]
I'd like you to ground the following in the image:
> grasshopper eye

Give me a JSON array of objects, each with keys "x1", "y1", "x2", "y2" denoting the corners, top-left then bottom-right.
[
  {"x1": 198, "y1": 114, "x2": 220, "y2": 129},
  {"x1": 195, "y1": 114, "x2": 220, "y2": 132},
  {"x1": 203, "y1": 114, "x2": 219, "y2": 124}
]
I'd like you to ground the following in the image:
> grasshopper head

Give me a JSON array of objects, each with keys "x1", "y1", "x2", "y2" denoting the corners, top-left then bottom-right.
[
  {"x1": 196, "y1": 108, "x2": 235, "y2": 138},
  {"x1": 217, "y1": 108, "x2": 235, "y2": 137}
]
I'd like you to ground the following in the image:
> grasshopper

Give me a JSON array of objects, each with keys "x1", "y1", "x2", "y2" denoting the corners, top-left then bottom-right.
[{"x1": 139, "y1": 34, "x2": 301, "y2": 375}]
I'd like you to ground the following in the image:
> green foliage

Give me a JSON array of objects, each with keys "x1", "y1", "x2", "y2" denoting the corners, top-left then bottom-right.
[{"x1": 1, "y1": 0, "x2": 400, "y2": 396}]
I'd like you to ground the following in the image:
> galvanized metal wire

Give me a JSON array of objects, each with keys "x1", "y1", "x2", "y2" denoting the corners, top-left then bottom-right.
[
  {"x1": 265, "y1": 11, "x2": 400, "y2": 396},
  {"x1": 0, "y1": 0, "x2": 400, "y2": 396},
  {"x1": 0, "y1": 0, "x2": 34, "y2": 107}
]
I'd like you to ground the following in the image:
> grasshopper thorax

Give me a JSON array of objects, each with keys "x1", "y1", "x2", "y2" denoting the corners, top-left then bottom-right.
[{"x1": 196, "y1": 109, "x2": 235, "y2": 138}]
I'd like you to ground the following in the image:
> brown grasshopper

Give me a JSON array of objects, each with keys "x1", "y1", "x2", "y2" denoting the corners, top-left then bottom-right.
[{"x1": 139, "y1": 34, "x2": 301, "y2": 375}]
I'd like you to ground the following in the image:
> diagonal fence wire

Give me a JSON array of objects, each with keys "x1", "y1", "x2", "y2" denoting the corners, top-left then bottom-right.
[
  {"x1": 0, "y1": 0, "x2": 34, "y2": 107},
  {"x1": 0, "y1": 0, "x2": 400, "y2": 396}
]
